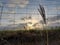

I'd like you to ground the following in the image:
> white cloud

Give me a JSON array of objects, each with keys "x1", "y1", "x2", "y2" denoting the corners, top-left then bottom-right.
[
  {"x1": 6, "y1": 0, "x2": 29, "y2": 8},
  {"x1": 6, "y1": 4, "x2": 16, "y2": 7}
]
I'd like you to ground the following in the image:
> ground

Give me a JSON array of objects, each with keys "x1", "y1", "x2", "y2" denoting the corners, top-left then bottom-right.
[{"x1": 0, "y1": 29, "x2": 60, "y2": 45}]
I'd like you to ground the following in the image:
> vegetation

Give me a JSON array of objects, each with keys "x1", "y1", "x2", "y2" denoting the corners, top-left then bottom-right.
[{"x1": 0, "y1": 29, "x2": 60, "y2": 45}]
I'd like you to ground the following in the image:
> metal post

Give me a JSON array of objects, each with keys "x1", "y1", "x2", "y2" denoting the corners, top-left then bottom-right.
[{"x1": 0, "y1": 5, "x2": 4, "y2": 25}]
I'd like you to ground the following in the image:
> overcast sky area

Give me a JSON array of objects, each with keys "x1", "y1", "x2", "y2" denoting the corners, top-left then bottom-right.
[{"x1": 0, "y1": 0, "x2": 60, "y2": 26}]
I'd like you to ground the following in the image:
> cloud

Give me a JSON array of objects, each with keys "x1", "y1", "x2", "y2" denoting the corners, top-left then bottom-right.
[
  {"x1": 6, "y1": 0, "x2": 29, "y2": 8},
  {"x1": 6, "y1": 4, "x2": 16, "y2": 7},
  {"x1": 46, "y1": 15, "x2": 60, "y2": 27},
  {"x1": 0, "y1": 3, "x2": 3, "y2": 6}
]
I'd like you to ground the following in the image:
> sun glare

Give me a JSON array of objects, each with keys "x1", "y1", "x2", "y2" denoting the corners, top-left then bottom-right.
[{"x1": 25, "y1": 18, "x2": 43, "y2": 30}]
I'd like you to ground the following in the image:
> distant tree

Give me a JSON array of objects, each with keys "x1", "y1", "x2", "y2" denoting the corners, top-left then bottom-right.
[{"x1": 20, "y1": 17, "x2": 27, "y2": 30}]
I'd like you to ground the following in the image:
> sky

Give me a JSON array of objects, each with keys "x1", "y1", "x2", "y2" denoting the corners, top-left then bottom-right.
[{"x1": 0, "y1": 0, "x2": 60, "y2": 26}]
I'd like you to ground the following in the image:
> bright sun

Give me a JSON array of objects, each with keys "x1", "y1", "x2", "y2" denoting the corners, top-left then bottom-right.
[
  {"x1": 26, "y1": 18, "x2": 43, "y2": 30},
  {"x1": 21, "y1": 16, "x2": 43, "y2": 30}
]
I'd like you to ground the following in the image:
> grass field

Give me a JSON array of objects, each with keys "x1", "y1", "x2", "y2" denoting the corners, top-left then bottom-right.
[{"x1": 0, "y1": 29, "x2": 60, "y2": 45}]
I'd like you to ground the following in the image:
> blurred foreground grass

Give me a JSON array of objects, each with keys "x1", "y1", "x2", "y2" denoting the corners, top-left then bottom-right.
[{"x1": 0, "y1": 28, "x2": 60, "y2": 45}]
